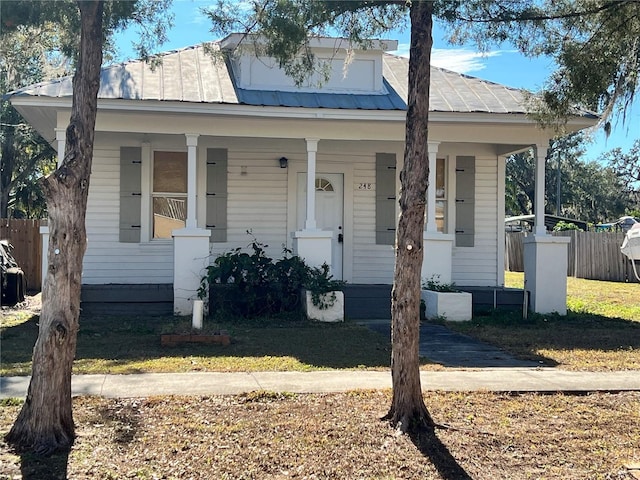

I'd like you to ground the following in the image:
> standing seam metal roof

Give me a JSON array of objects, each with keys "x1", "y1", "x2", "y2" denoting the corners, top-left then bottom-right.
[{"x1": 8, "y1": 42, "x2": 531, "y2": 114}]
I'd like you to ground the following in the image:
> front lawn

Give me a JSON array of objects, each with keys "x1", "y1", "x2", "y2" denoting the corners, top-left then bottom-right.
[
  {"x1": 448, "y1": 272, "x2": 640, "y2": 370},
  {"x1": 2, "y1": 273, "x2": 638, "y2": 374},
  {"x1": 0, "y1": 312, "x2": 394, "y2": 376}
]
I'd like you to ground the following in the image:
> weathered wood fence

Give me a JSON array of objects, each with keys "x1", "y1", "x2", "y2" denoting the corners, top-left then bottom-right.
[
  {"x1": 505, "y1": 231, "x2": 639, "y2": 283},
  {"x1": 1, "y1": 218, "x2": 42, "y2": 291}
]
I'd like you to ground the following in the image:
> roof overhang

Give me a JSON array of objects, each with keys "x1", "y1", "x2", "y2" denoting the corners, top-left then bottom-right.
[{"x1": 9, "y1": 94, "x2": 598, "y2": 149}]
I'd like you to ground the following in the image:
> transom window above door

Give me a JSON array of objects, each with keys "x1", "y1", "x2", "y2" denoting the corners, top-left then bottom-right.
[{"x1": 152, "y1": 151, "x2": 187, "y2": 239}]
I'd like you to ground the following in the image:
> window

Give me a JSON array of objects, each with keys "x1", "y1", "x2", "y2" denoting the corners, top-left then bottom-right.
[
  {"x1": 316, "y1": 178, "x2": 334, "y2": 191},
  {"x1": 435, "y1": 158, "x2": 446, "y2": 232},
  {"x1": 152, "y1": 151, "x2": 187, "y2": 239}
]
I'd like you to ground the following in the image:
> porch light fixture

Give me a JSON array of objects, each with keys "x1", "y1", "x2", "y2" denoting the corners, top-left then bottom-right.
[{"x1": 279, "y1": 157, "x2": 288, "y2": 168}]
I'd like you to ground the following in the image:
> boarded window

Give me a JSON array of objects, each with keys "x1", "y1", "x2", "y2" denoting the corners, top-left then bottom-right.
[{"x1": 375, "y1": 153, "x2": 396, "y2": 245}]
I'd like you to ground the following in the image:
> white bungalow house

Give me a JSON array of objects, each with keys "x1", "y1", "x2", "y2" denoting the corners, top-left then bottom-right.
[{"x1": 7, "y1": 34, "x2": 597, "y2": 317}]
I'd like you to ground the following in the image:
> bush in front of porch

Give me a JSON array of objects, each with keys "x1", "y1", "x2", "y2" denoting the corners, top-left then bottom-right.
[{"x1": 198, "y1": 234, "x2": 345, "y2": 321}]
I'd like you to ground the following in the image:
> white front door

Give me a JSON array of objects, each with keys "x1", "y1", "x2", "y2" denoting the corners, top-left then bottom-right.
[{"x1": 297, "y1": 173, "x2": 344, "y2": 279}]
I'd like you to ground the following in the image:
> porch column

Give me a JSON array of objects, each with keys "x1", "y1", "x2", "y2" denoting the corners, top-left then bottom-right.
[
  {"x1": 172, "y1": 133, "x2": 210, "y2": 316},
  {"x1": 425, "y1": 141, "x2": 440, "y2": 233},
  {"x1": 305, "y1": 138, "x2": 318, "y2": 230},
  {"x1": 292, "y1": 138, "x2": 332, "y2": 271},
  {"x1": 185, "y1": 133, "x2": 199, "y2": 228},
  {"x1": 533, "y1": 144, "x2": 547, "y2": 235},
  {"x1": 523, "y1": 235, "x2": 570, "y2": 315},
  {"x1": 55, "y1": 128, "x2": 65, "y2": 167},
  {"x1": 523, "y1": 143, "x2": 570, "y2": 315}
]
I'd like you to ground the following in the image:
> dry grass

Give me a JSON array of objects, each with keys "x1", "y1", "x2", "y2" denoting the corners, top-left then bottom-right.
[
  {"x1": 0, "y1": 312, "x2": 393, "y2": 376},
  {"x1": 449, "y1": 272, "x2": 640, "y2": 371},
  {"x1": 1, "y1": 391, "x2": 638, "y2": 480},
  {"x1": 505, "y1": 271, "x2": 640, "y2": 321}
]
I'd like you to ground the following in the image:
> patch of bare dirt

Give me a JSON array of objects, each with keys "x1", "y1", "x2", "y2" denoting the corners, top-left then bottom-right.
[{"x1": 1, "y1": 391, "x2": 638, "y2": 479}]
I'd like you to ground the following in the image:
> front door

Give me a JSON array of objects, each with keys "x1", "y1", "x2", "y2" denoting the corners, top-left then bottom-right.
[{"x1": 297, "y1": 173, "x2": 344, "y2": 279}]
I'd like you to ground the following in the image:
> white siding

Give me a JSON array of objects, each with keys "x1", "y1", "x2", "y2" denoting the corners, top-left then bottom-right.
[
  {"x1": 225, "y1": 148, "x2": 289, "y2": 260},
  {"x1": 351, "y1": 153, "x2": 396, "y2": 283},
  {"x1": 452, "y1": 155, "x2": 499, "y2": 286},
  {"x1": 83, "y1": 142, "x2": 174, "y2": 284},
  {"x1": 82, "y1": 135, "x2": 501, "y2": 288}
]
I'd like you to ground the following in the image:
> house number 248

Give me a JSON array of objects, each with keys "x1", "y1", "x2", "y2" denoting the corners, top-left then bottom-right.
[{"x1": 358, "y1": 183, "x2": 372, "y2": 190}]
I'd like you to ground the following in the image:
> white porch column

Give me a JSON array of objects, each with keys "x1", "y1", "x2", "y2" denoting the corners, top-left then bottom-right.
[
  {"x1": 305, "y1": 138, "x2": 318, "y2": 230},
  {"x1": 523, "y1": 235, "x2": 570, "y2": 315},
  {"x1": 172, "y1": 133, "x2": 210, "y2": 316},
  {"x1": 172, "y1": 229, "x2": 211, "y2": 315},
  {"x1": 292, "y1": 138, "x2": 332, "y2": 271},
  {"x1": 55, "y1": 128, "x2": 65, "y2": 167},
  {"x1": 533, "y1": 145, "x2": 548, "y2": 235},
  {"x1": 422, "y1": 232, "x2": 455, "y2": 284},
  {"x1": 426, "y1": 141, "x2": 440, "y2": 233},
  {"x1": 523, "y1": 143, "x2": 570, "y2": 315},
  {"x1": 185, "y1": 134, "x2": 199, "y2": 228}
]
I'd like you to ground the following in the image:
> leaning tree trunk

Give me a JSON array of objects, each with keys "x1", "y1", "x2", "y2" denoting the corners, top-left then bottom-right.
[
  {"x1": 384, "y1": 0, "x2": 435, "y2": 433},
  {"x1": 6, "y1": 0, "x2": 104, "y2": 455}
]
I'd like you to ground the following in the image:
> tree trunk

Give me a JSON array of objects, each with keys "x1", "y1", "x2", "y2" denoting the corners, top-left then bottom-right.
[
  {"x1": 384, "y1": 0, "x2": 435, "y2": 433},
  {"x1": 1, "y1": 116, "x2": 16, "y2": 218},
  {"x1": 5, "y1": 0, "x2": 104, "y2": 455}
]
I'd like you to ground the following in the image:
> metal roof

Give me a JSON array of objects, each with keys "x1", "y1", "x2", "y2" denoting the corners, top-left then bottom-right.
[{"x1": 8, "y1": 42, "x2": 532, "y2": 114}]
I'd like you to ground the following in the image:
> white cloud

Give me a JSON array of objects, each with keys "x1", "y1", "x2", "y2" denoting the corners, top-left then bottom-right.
[{"x1": 390, "y1": 44, "x2": 508, "y2": 74}]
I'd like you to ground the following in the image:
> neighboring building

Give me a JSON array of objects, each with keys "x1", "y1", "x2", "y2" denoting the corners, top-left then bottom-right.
[{"x1": 7, "y1": 35, "x2": 597, "y2": 316}]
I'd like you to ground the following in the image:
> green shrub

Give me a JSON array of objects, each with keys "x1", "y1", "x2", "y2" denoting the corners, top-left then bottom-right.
[
  {"x1": 553, "y1": 220, "x2": 582, "y2": 231},
  {"x1": 199, "y1": 233, "x2": 345, "y2": 320},
  {"x1": 422, "y1": 275, "x2": 458, "y2": 292}
]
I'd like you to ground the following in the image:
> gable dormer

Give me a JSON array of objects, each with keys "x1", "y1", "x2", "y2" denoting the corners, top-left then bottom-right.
[{"x1": 220, "y1": 33, "x2": 398, "y2": 95}]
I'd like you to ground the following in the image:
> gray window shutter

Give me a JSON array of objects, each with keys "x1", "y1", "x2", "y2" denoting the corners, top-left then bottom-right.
[
  {"x1": 119, "y1": 147, "x2": 142, "y2": 243},
  {"x1": 206, "y1": 148, "x2": 228, "y2": 242},
  {"x1": 455, "y1": 156, "x2": 475, "y2": 247},
  {"x1": 375, "y1": 153, "x2": 397, "y2": 245}
]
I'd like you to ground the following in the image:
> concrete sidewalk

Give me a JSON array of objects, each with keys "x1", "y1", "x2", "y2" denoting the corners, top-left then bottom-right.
[{"x1": 2, "y1": 369, "x2": 639, "y2": 399}]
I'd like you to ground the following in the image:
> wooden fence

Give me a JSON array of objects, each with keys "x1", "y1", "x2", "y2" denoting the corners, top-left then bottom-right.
[
  {"x1": 505, "y1": 231, "x2": 639, "y2": 283},
  {"x1": 1, "y1": 218, "x2": 42, "y2": 291}
]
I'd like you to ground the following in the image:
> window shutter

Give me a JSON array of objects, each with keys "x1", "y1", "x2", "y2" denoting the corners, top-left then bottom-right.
[
  {"x1": 206, "y1": 148, "x2": 228, "y2": 242},
  {"x1": 119, "y1": 147, "x2": 142, "y2": 243},
  {"x1": 375, "y1": 153, "x2": 397, "y2": 245},
  {"x1": 455, "y1": 156, "x2": 475, "y2": 247}
]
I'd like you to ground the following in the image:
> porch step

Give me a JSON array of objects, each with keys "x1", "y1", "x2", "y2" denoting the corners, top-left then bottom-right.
[{"x1": 80, "y1": 284, "x2": 173, "y2": 316}]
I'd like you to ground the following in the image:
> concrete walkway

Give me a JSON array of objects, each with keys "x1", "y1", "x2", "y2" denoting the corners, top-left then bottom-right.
[
  {"x1": 358, "y1": 320, "x2": 540, "y2": 368},
  {"x1": 2, "y1": 369, "x2": 639, "y2": 399}
]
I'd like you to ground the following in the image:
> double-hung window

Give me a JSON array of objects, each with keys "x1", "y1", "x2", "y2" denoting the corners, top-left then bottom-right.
[
  {"x1": 152, "y1": 151, "x2": 187, "y2": 239},
  {"x1": 435, "y1": 158, "x2": 446, "y2": 232}
]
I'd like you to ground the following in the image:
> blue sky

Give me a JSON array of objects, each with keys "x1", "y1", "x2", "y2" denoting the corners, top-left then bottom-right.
[{"x1": 117, "y1": 0, "x2": 639, "y2": 162}]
